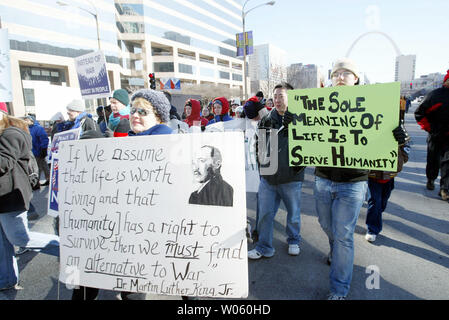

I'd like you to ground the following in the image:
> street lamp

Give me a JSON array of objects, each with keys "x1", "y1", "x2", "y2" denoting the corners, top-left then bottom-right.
[
  {"x1": 242, "y1": 0, "x2": 275, "y2": 100},
  {"x1": 56, "y1": 0, "x2": 101, "y2": 50}
]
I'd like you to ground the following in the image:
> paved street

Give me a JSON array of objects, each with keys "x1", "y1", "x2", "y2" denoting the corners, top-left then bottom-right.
[{"x1": 1, "y1": 103, "x2": 448, "y2": 300}]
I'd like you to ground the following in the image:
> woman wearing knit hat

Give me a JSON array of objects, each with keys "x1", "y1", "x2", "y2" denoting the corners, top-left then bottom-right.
[
  {"x1": 0, "y1": 107, "x2": 59, "y2": 291},
  {"x1": 128, "y1": 89, "x2": 173, "y2": 136},
  {"x1": 108, "y1": 89, "x2": 131, "y2": 136}
]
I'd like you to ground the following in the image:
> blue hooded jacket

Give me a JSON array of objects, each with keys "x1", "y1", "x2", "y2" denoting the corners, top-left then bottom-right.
[
  {"x1": 28, "y1": 120, "x2": 49, "y2": 157},
  {"x1": 128, "y1": 124, "x2": 173, "y2": 136}
]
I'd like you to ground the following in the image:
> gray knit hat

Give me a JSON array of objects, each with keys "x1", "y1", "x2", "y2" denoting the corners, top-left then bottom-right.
[
  {"x1": 66, "y1": 99, "x2": 85, "y2": 112},
  {"x1": 131, "y1": 89, "x2": 171, "y2": 123}
]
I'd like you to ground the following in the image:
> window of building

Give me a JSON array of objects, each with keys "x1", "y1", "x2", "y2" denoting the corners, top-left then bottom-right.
[
  {"x1": 20, "y1": 66, "x2": 66, "y2": 84},
  {"x1": 115, "y1": 3, "x2": 144, "y2": 16},
  {"x1": 219, "y1": 71, "x2": 230, "y2": 80},
  {"x1": 178, "y1": 49, "x2": 196, "y2": 60},
  {"x1": 232, "y1": 73, "x2": 242, "y2": 81},
  {"x1": 23, "y1": 88, "x2": 35, "y2": 106},
  {"x1": 199, "y1": 55, "x2": 214, "y2": 64},
  {"x1": 179, "y1": 64, "x2": 195, "y2": 74},
  {"x1": 154, "y1": 62, "x2": 174, "y2": 72},
  {"x1": 152, "y1": 47, "x2": 172, "y2": 56},
  {"x1": 217, "y1": 59, "x2": 230, "y2": 67}
]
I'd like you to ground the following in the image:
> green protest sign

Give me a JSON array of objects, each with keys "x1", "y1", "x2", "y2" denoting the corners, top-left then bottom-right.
[{"x1": 287, "y1": 82, "x2": 400, "y2": 171}]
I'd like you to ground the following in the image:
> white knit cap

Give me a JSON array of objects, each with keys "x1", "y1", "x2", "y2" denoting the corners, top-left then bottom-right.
[{"x1": 66, "y1": 99, "x2": 85, "y2": 112}]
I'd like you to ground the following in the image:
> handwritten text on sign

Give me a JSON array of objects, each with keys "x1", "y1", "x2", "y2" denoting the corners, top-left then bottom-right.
[
  {"x1": 288, "y1": 82, "x2": 400, "y2": 171},
  {"x1": 58, "y1": 133, "x2": 248, "y2": 298}
]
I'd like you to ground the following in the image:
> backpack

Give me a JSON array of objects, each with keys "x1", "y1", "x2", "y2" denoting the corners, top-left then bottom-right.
[{"x1": 0, "y1": 151, "x2": 39, "y2": 196}]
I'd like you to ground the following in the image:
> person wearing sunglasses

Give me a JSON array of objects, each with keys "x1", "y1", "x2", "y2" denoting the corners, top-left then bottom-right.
[{"x1": 128, "y1": 89, "x2": 173, "y2": 136}]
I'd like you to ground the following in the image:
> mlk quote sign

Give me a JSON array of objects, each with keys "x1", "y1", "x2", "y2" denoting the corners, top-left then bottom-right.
[
  {"x1": 288, "y1": 82, "x2": 400, "y2": 171},
  {"x1": 58, "y1": 132, "x2": 248, "y2": 298}
]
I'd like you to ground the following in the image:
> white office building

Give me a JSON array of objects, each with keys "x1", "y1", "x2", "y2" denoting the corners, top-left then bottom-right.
[
  {"x1": 395, "y1": 54, "x2": 416, "y2": 87},
  {"x1": 1, "y1": 0, "x2": 244, "y2": 117}
]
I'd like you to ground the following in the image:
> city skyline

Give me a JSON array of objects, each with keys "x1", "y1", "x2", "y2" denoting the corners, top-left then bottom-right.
[{"x1": 242, "y1": 0, "x2": 449, "y2": 83}]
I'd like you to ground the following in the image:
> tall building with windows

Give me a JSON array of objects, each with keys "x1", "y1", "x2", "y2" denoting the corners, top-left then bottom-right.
[
  {"x1": 248, "y1": 43, "x2": 287, "y2": 96},
  {"x1": 1, "y1": 0, "x2": 243, "y2": 117},
  {"x1": 287, "y1": 63, "x2": 323, "y2": 89},
  {"x1": 395, "y1": 54, "x2": 416, "y2": 88},
  {"x1": 115, "y1": 0, "x2": 243, "y2": 92},
  {"x1": 1, "y1": 0, "x2": 121, "y2": 116}
]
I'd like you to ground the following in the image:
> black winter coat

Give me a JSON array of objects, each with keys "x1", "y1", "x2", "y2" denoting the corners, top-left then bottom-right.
[
  {"x1": 0, "y1": 127, "x2": 33, "y2": 213},
  {"x1": 415, "y1": 87, "x2": 449, "y2": 142},
  {"x1": 257, "y1": 109, "x2": 305, "y2": 185}
]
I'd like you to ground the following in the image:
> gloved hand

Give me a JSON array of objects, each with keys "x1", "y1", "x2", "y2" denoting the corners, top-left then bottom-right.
[
  {"x1": 392, "y1": 125, "x2": 408, "y2": 145},
  {"x1": 39, "y1": 148, "x2": 47, "y2": 158},
  {"x1": 282, "y1": 111, "x2": 294, "y2": 127}
]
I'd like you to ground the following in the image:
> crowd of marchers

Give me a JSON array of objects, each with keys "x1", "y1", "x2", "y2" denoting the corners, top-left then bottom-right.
[{"x1": 1, "y1": 58, "x2": 448, "y2": 300}]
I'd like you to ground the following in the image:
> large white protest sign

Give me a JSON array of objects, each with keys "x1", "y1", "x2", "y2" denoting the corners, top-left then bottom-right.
[
  {"x1": 58, "y1": 132, "x2": 248, "y2": 298},
  {"x1": 0, "y1": 29, "x2": 12, "y2": 102},
  {"x1": 75, "y1": 50, "x2": 110, "y2": 99}
]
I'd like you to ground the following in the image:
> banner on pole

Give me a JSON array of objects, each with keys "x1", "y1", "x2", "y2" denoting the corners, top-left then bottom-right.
[{"x1": 236, "y1": 31, "x2": 253, "y2": 57}]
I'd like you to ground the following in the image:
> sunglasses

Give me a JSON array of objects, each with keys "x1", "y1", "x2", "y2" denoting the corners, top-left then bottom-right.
[{"x1": 130, "y1": 107, "x2": 149, "y2": 116}]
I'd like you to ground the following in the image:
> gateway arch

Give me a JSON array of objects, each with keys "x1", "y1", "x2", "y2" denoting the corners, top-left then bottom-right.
[{"x1": 346, "y1": 31, "x2": 401, "y2": 57}]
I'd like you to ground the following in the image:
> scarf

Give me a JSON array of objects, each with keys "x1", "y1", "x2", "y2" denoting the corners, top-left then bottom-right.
[{"x1": 108, "y1": 105, "x2": 130, "y2": 131}]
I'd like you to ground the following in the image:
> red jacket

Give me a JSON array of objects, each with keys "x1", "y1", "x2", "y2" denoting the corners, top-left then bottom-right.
[{"x1": 184, "y1": 99, "x2": 209, "y2": 127}]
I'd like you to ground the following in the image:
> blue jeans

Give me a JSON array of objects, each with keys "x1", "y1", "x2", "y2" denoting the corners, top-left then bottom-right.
[
  {"x1": 0, "y1": 210, "x2": 59, "y2": 289},
  {"x1": 255, "y1": 177, "x2": 302, "y2": 256},
  {"x1": 366, "y1": 178, "x2": 395, "y2": 235},
  {"x1": 314, "y1": 176, "x2": 367, "y2": 297}
]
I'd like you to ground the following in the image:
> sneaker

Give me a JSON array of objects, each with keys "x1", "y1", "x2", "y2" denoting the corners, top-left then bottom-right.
[
  {"x1": 439, "y1": 189, "x2": 449, "y2": 201},
  {"x1": 327, "y1": 293, "x2": 345, "y2": 300},
  {"x1": 247, "y1": 248, "x2": 274, "y2": 260},
  {"x1": 0, "y1": 284, "x2": 23, "y2": 291},
  {"x1": 288, "y1": 244, "x2": 300, "y2": 256},
  {"x1": 15, "y1": 247, "x2": 31, "y2": 255},
  {"x1": 365, "y1": 233, "x2": 377, "y2": 242},
  {"x1": 426, "y1": 179, "x2": 435, "y2": 190}
]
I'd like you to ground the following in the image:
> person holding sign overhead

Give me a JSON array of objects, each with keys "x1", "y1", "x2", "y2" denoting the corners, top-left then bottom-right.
[
  {"x1": 247, "y1": 82, "x2": 305, "y2": 260},
  {"x1": 313, "y1": 58, "x2": 408, "y2": 300}
]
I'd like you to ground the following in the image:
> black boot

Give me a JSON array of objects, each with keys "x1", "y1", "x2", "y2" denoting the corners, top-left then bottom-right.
[{"x1": 426, "y1": 179, "x2": 435, "y2": 190}]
